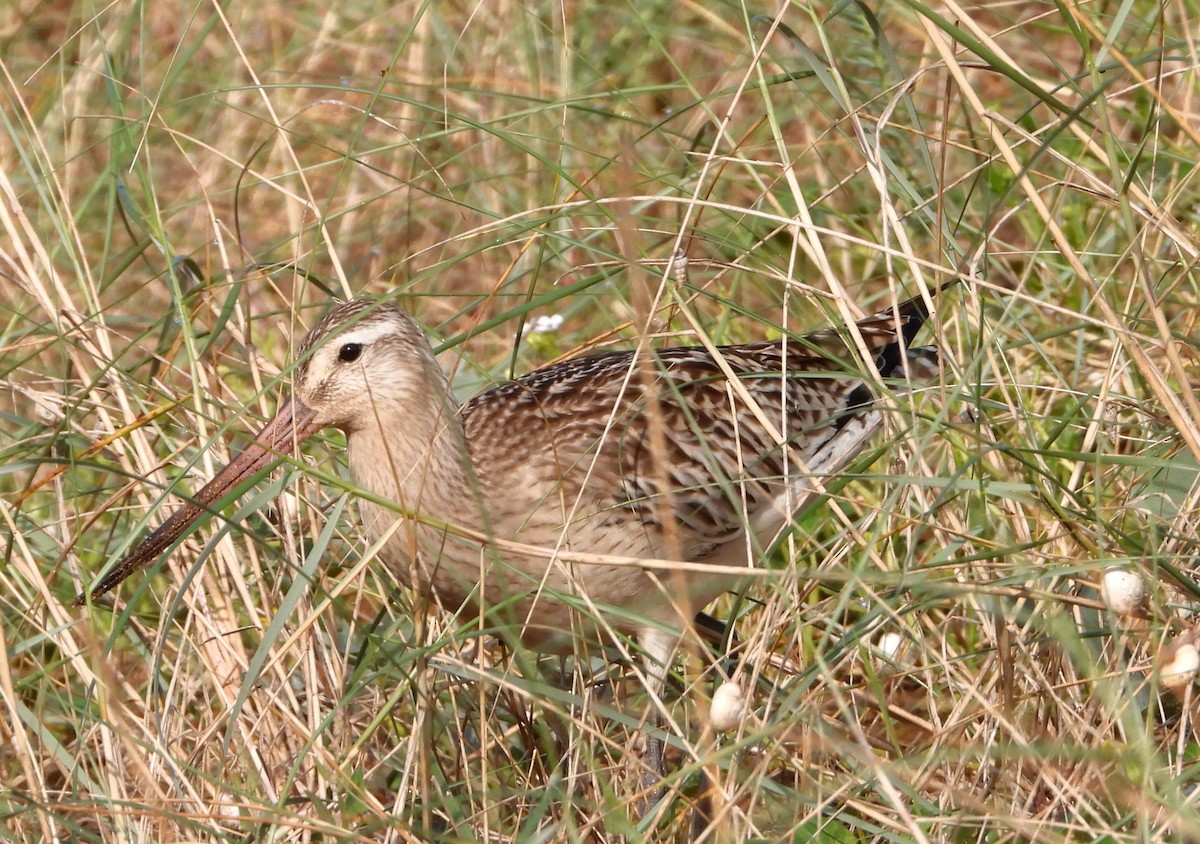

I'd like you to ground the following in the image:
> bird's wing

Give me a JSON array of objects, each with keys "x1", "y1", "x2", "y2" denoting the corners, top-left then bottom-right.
[{"x1": 461, "y1": 292, "x2": 939, "y2": 558}]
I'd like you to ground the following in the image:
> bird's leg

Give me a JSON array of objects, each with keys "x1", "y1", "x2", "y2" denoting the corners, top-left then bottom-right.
[{"x1": 635, "y1": 627, "x2": 681, "y2": 816}]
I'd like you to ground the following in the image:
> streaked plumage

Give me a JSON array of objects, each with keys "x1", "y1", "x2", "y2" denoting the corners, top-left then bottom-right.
[{"x1": 80, "y1": 288, "x2": 943, "y2": 665}]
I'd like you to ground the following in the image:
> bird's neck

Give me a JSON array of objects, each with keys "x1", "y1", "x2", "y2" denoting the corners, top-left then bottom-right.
[{"x1": 344, "y1": 366, "x2": 477, "y2": 528}]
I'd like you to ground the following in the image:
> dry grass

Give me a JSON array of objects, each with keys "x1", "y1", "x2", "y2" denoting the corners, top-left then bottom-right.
[{"x1": 4, "y1": 1, "x2": 1200, "y2": 841}]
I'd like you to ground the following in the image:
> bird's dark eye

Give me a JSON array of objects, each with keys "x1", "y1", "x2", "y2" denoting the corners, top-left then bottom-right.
[{"x1": 338, "y1": 343, "x2": 363, "y2": 363}]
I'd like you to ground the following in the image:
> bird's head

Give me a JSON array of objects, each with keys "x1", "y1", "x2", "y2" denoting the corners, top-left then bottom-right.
[
  {"x1": 291, "y1": 300, "x2": 439, "y2": 434},
  {"x1": 76, "y1": 298, "x2": 441, "y2": 605}
]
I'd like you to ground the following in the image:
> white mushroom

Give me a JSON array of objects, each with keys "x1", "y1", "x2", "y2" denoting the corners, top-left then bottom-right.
[
  {"x1": 710, "y1": 680, "x2": 747, "y2": 733},
  {"x1": 1100, "y1": 566, "x2": 1145, "y2": 616}
]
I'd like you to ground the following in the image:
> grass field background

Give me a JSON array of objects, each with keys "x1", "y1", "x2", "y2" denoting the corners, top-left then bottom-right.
[{"x1": 5, "y1": 1, "x2": 1200, "y2": 840}]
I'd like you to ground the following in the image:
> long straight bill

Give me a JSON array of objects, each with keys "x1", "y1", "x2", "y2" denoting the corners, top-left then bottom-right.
[{"x1": 76, "y1": 399, "x2": 320, "y2": 606}]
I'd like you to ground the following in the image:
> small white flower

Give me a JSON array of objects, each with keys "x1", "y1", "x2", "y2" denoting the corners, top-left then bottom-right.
[{"x1": 522, "y1": 314, "x2": 564, "y2": 335}]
